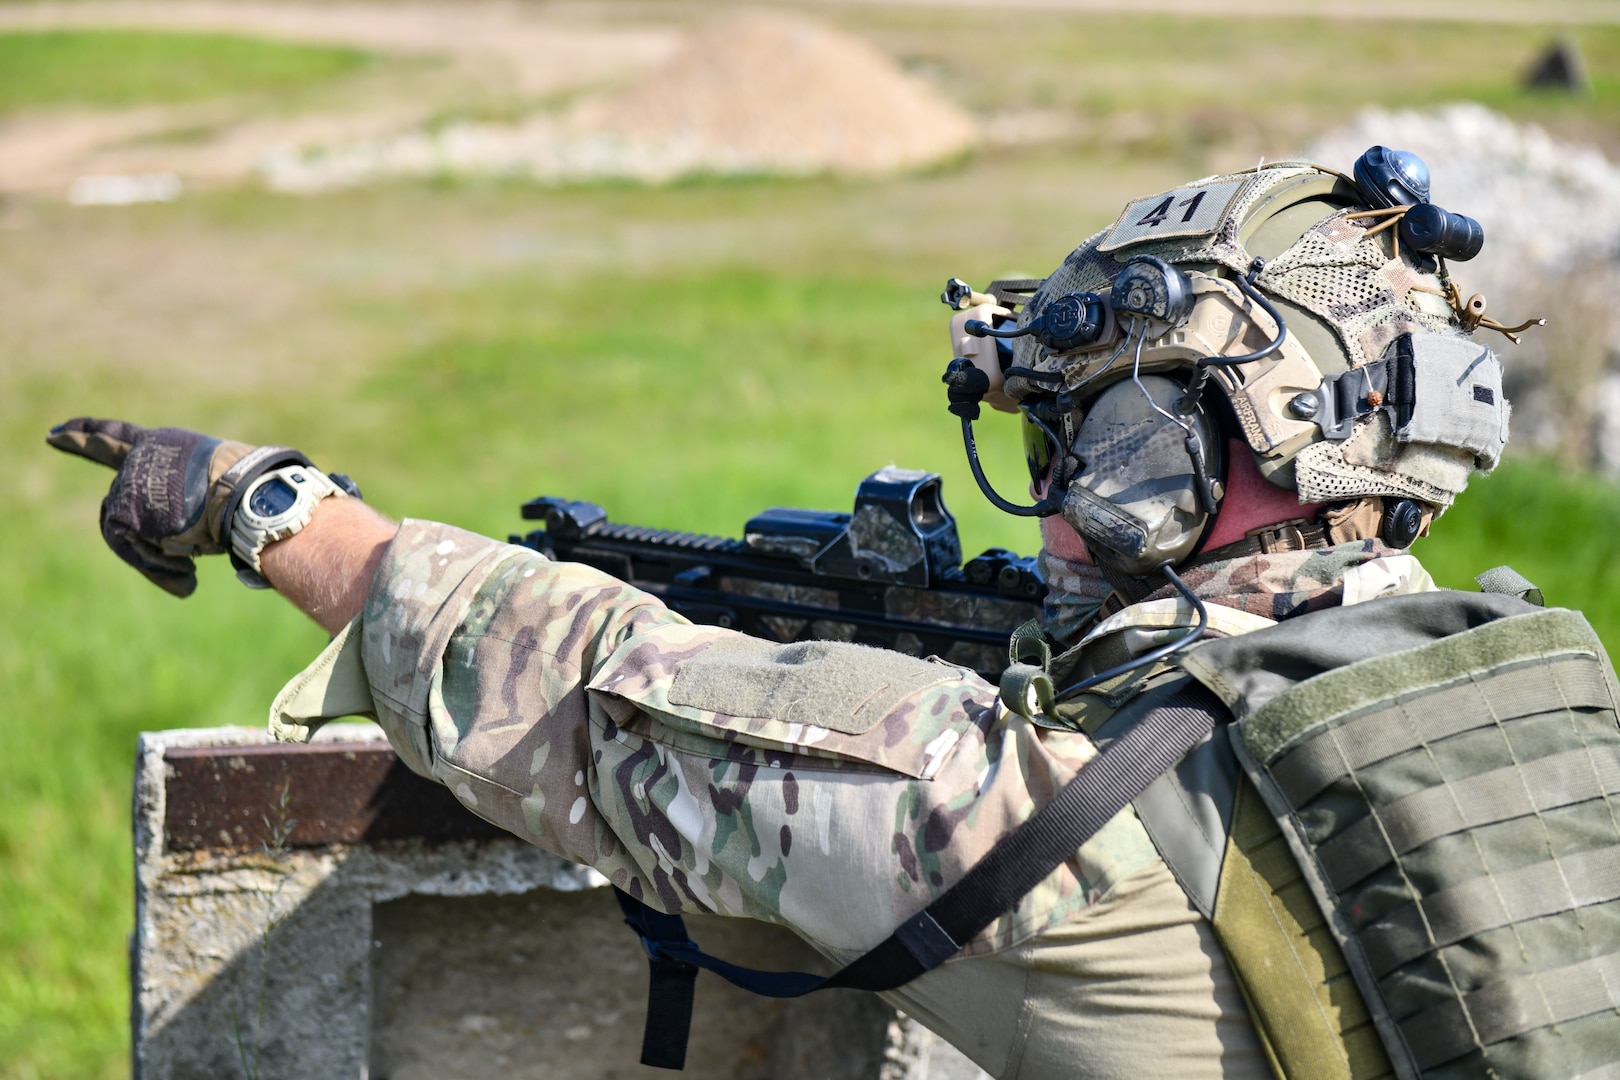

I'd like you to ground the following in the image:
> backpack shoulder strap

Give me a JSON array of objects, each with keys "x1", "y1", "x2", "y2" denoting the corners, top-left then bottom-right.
[{"x1": 617, "y1": 678, "x2": 1227, "y2": 1069}]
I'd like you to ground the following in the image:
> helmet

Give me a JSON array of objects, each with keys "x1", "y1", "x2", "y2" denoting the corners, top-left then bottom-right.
[{"x1": 944, "y1": 153, "x2": 1513, "y2": 593}]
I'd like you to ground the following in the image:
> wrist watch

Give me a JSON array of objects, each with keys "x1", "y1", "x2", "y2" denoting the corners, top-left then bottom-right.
[{"x1": 230, "y1": 464, "x2": 349, "y2": 589}]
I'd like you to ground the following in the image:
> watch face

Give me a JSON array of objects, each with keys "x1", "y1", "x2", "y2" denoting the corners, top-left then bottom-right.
[{"x1": 249, "y1": 477, "x2": 300, "y2": 519}]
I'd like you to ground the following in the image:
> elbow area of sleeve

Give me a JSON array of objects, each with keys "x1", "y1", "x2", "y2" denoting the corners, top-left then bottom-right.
[{"x1": 358, "y1": 520, "x2": 531, "y2": 776}]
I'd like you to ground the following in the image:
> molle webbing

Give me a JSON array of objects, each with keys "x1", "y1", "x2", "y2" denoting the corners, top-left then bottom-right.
[
  {"x1": 1361, "y1": 847, "x2": 1620, "y2": 977},
  {"x1": 1317, "y1": 743, "x2": 1620, "y2": 895},
  {"x1": 1224, "y1": 605, "x2": 1620, "y2": 1079},
  {"x1": 1405, "y1": 950, "x2": 1620, "y2": 1070},
  {"x1": 1266, "y1": 655, "x2": 1611, "y2": 808}
]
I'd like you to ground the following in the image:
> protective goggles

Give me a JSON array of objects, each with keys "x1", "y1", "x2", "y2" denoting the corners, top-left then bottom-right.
[{"x1": 1021, "y1": 409, "x2": 1056, "y2": 487}]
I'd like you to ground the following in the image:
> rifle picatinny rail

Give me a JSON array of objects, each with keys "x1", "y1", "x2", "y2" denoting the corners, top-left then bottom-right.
[{"x1": 513, "y1": 468, "x2": 1044, "y2": 681}]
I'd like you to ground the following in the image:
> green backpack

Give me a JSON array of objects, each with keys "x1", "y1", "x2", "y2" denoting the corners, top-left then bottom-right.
[{"x1": 1092, "y1": 590, "x2": 1620, "y2": 1079}]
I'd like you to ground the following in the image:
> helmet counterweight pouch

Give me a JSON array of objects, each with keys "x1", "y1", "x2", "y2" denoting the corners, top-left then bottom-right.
[
  {"x1": 1181, "y1": 593, "x2": 1620, "y2": 1079},
  {"x1": 1392, "y1": 333, "x2": 1508, "y2": 471}
]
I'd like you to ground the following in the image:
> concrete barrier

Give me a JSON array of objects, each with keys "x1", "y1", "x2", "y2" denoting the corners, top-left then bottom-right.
[{"x1": 131, "y1": 724, "x2": 989, "y2": 1079}]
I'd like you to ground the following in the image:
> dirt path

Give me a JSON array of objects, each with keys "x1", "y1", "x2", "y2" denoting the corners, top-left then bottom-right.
[
  {"x1": 2, "y1": 0, "x2": 1612, "y2": 197},
  {"x1": 0, "y1": 1, "x2": 682, "y2": 195},
  {"x1": 0, "y1": 1, "x2": 989, "y2": 196},
  {"x1": 0, "y1": 2, "x2": 680, "y2": 95}
]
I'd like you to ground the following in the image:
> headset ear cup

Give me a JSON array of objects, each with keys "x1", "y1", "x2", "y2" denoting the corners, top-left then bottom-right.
[{"x1": 1062, "y1": 375, "x2": 1225, "y2": 578}]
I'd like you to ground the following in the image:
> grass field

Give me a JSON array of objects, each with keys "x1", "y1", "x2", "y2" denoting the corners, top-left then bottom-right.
[
  {"x1": 6, "y1": 7, "x2": 1620, "y2": 1078},
  {"x1": 0, "y1": 30, "x2": 371, "y2": 115},
  {"x1": 856, "y1": 8, "x2": 1620, "y2": 157}
]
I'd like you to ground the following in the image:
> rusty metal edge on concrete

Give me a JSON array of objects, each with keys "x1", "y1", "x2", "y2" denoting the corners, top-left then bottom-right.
[{"x1": 163, "y1": 739, "x2": 505, "y2": 852}]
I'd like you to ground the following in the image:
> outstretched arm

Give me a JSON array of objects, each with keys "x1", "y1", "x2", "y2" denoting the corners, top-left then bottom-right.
[
  {"x1": 260, "y1": 497, "x2": 398, "y2": 634},
  {"x1": 45, "y1": 416, "x2": 1143, "y2": 979}
]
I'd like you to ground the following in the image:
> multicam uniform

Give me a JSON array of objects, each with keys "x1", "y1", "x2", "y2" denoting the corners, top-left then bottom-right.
[{"x1": 271, "y1": 518, "x2": 1435, "y2": 1079}]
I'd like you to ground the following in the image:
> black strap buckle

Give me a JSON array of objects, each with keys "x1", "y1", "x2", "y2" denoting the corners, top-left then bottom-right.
[{"x1": 638, "y1": 933, "x2": 700, "y2": 967}]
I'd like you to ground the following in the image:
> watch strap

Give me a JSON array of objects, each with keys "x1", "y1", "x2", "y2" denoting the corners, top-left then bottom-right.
[
  {"x1": 229, "y1": 464, "x2": 345, "y2": 589},
  {"x1": 213, "y1": 445, "x2": 315, "y2": 546}
]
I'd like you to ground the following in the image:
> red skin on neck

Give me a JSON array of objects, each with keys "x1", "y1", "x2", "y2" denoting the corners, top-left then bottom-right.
[{"x1": 1038, "y1": 439, "x2": 1324, "y2": 565}]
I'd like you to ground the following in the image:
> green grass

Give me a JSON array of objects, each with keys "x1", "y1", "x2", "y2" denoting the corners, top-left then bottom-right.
[
  {"x1": 348, "y1": 272, "x2": 1035, "y2": 538},
  {"x1": 1417, "y1": 456, "x2": 1620, "y2": 625},
  {"x1": 858, "y1": 10, "x2": 1620, "y2": 156},
  {"x1": 0, "y1": 30, "x2": 371, "y2": 114}
]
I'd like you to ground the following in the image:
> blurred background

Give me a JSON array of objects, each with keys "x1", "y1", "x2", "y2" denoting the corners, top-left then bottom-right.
[{"x1": 6, "y1": 1, "x2": 1620, "y2": 1075}]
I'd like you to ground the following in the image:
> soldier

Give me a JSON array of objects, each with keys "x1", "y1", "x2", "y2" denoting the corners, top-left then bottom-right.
[{"x1": 50, "y1": 150, "x2": 1620, "y2": 1079}]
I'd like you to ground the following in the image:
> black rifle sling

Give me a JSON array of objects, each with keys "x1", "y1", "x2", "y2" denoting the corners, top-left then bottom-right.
[{"x1": 616, "y1": 680, "x2": 1226, "y2": 1070}]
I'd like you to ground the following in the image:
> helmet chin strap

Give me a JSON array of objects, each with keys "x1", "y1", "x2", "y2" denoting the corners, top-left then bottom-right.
[{"x1": 1198, "y1": 439, "x2": 1325, "y2": 550}]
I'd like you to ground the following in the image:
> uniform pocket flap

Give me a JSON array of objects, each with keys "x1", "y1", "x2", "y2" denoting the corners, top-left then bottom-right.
[
  {"x1": 588, "y1": 624, "x2": 982, "y2": 779},
  {"x1": 667, "y1": 637, "x2": 956, "y2": 731}
]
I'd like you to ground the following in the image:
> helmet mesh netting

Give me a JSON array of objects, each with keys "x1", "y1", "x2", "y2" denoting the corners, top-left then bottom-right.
[
  {"x1": 1003, "y1": 163, "x2": 1482, "y2": 508},
  {"x1": 1258, "y1": 210, "x2": 1454, "y2": 368},
  {"x1": 1006, "y1": 164, "x2": 1454, "y2": 399}
]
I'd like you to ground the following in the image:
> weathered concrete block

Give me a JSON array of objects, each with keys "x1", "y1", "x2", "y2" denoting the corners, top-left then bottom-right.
[{"x1": 132, "y1": 725, "x2": 988, "y2": 1079}]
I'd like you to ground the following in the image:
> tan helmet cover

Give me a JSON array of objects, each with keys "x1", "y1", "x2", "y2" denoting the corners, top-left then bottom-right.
[{"x1": 1001, "y1": 163, "x2": 1506, "y2": 514}]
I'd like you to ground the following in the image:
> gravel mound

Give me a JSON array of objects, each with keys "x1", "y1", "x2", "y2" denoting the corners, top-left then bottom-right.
[
  {"x1": 576, "y1": 13, "x2": 976, "y2": 176},
  {"x1": 262, "y1": 12, "x2": 977, "y2": 191},
  {"x1": 1306, "y1": 104, "x2": 1620, "y2": 471}
]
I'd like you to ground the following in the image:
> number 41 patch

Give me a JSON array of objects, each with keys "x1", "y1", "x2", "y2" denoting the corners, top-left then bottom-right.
[{"x1": 1096, "y1": 178, "x2": 1250, "y2": 253}]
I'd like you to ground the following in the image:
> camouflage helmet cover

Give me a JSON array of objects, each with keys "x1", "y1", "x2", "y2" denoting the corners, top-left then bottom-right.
[{"x1": 1000, "y1": 162, "x2": 1509, "y2": 516}]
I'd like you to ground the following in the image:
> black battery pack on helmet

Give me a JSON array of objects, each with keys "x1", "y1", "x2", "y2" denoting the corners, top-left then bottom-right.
[
  {"x1": 1111, "y1": 255, "x2": 1194, "y2": 327},
  {"x1": 1399, "y1": 202, "x2": 1484, "y2": 261}
]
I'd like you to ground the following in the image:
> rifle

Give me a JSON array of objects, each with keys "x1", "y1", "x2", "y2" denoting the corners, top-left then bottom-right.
[{"x1": 511, "y1": 467, "x2": 1045, "y2": 682}]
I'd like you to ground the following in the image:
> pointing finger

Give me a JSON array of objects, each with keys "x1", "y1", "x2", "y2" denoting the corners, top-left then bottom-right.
[{"x1": 46, "y1": 417, "x2": 149, "y2": 470}]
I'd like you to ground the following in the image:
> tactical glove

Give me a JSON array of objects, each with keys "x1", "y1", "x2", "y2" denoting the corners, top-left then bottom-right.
[{"x1": 47, "y1": 417, "x2": 312, "y2": 598}]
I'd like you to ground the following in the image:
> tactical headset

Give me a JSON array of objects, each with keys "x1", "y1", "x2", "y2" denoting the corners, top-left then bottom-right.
[
  {"x1": 940, "y1": 148, "x2": 1523, "y2": 690},
  {"x1": 947, "y1": 252, "x2": 1284, "y2": 577}
]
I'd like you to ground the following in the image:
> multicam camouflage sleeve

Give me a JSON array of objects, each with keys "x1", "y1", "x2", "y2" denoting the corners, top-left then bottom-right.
[{"x1": 278, "y1": 520, "x2": 1160, "y2": 962}]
